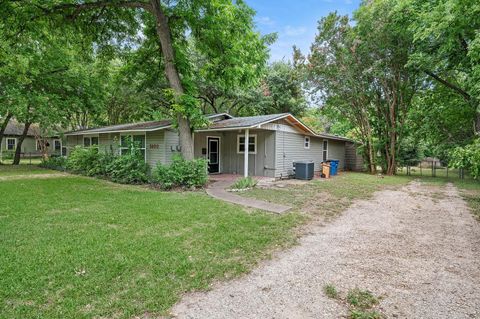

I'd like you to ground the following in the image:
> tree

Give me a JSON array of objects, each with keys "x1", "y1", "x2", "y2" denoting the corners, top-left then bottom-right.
[
  {"x1": 25, "y1": 0, "x2": 270, "y2": 160},
  {"x1": 304, "y1": 1, "x2": 418, "y2": 175},
  {"x1": 399, "y1": 0, "x2": 480, "y2": 134},
  {"x1": 354, "y1": 0, "x2": 418, "y2": 175},
  {"x1": 303, "y1": 13, "x2": 378, "y2": 173}
]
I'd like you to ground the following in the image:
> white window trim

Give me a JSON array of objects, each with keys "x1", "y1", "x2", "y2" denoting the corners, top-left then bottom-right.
[
  {"x1": 53, "y1": 139, "x2": 62, "y2": 152},
  {"x1": 83, "y1": 134, "x2": 99, "y2": 148},
  {"x1": 323, "y1": 139, "x2": 328, "y2": 161},
  {"x1": 6, "y1": 137, "x2": 16, "y2": 151},
  {"x1": 237, "y1": 134, "x2": 257, "y2": 154},
  {"x1": 304, "y1": 136, "x2": 310, "y2": 149},
  {"x1": 119, "y1": 132, "x2": 147, "y2": 162},
  {"x1": 206, "y1": 136, "x2": 221, "y2": 173}
]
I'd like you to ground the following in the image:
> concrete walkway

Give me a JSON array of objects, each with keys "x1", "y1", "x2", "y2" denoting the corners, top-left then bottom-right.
[{"x1": 206, "y1": 179, "x2": 291, "y2": 214}]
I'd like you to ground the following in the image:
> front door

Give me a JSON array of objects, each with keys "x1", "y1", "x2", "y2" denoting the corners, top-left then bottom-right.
[{"x1": 207, "y1": 137, "x2": 220, "y2": 174}]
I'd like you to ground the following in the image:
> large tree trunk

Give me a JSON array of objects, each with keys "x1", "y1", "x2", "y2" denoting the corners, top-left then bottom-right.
[
  {"x1": 0, "y1": 112, "x2": 13, "y2": 146},
  {"x1": 150, "y1": 0, "x2": 194, "y2": 160},
  {"x1": 13, "y1": 122, "x2": 31, "y2": 165}
]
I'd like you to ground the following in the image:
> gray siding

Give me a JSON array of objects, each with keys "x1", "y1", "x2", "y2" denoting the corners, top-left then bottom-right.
[
  {"x1": 274, "y1": 131, "x2": 346, "y2": 178},
  {"x1": 345, "y1": 142, "x2": 364, "y2": 171},
  {"x1": 146, "y1": 130, "x2": 165, "y2": 168},
  {"x1": 98, "y1": 133, "x2": 119, "y2": 154},
  {"x1": 193, "y1": 130, "x2": 276, "y2": 177},
  {"x1": 327, "y1": 139, "x2": 346, "y2": 170},
  {"x1": 164, "y1": 129, "x2": 181, "y2": 164},
  {"x1": 274, "y1": 131, "x2": 322, "y2": 178}
]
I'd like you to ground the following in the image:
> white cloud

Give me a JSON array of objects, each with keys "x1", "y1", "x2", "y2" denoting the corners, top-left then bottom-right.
[
  {"x1": 284, "y1": 25, "x2": 307, "y2": 37},
  {"x1": 256, "y1": 16, "x2": 275, "y2": 26}
]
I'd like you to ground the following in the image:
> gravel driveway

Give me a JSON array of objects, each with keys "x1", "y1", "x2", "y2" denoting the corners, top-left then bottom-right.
[{"x1": 172, "y1": 181, "x2": 480, "y2": 319}]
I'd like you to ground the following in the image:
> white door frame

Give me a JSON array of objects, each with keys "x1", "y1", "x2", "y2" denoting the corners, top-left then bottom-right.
[{"x1": 206, "y1": 136, "x2": 221, "y2": 174}]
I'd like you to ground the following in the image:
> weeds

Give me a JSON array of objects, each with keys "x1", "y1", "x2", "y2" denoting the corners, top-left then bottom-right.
[{"x1": 323, "y1": 285, "x2": 383, "y2": 319}]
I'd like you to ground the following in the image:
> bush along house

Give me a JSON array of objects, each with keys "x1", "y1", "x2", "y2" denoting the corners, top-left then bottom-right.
[{"x1": 64, "y1": 113, "x2": 363, "y2": 178}]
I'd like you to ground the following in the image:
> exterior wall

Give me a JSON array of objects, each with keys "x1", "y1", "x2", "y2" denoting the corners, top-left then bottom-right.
[
  {"x1": 146, "y1": 130, "x2": 166, "y2": 168},
  {"x1": 193, "y1": 130, "x2": 276, "y2": 177},
  {"x1": 1, "y1": 136, "x2": 62, "y2": 156},
  {"x1": 274, "y1": 131, "x2": 322, "y2": 178},
  {"x1": 327, "y1": 139, "x2": 346, "y2": 170},
  {"x1": 274, "y1": 131, "x2": 346, "y2": 178},
  {"x1": 345, "y1": 142, "x2": 364, "y2": 171},
  {"x1": 164, "y1": 129, "x2": 181, "y2": 164}
]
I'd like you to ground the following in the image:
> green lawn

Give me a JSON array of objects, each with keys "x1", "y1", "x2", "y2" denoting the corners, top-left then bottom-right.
[
  {"x1": 0, "y1": 164, "x2": 57, "y2": 177},
  {"x1": 0, "y1": 166, "x2": 301, "y2": 318}
]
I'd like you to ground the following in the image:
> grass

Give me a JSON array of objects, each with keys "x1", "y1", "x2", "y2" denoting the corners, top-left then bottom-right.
[
  {"x1": 230, "y1": 176, "x2": 258, "y2": 190},
  {"x1": 0, "y1": 164, "x2": 57, "y2": 176},
  {"x1": 0, "y1": 166, "x2": 302, "y2": 318},
  {"x1": 323, "y1": 284, "x2": 339, "y2": 299},
  {"x1": 241, "y1": 172, "x2": 413, "y2": 219},
  {"x1": 323, "y1": 285, "x2": 383, "y2": 319}
]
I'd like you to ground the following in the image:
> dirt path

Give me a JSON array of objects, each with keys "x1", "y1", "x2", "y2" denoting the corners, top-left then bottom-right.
[{"x1": 172, "y1": 182, "x2": 480, "y2": 319}]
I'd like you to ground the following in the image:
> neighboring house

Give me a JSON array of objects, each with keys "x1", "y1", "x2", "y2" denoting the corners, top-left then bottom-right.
[
  {"x1": 0, "y1": 120, "x2": 63, "y2": 158},
  {"x1": 420, "y1": 157, "x2": 442, "y2": 168},
  {"x1": 64, "y1": 113, "x2": 362, "y2": 178}
]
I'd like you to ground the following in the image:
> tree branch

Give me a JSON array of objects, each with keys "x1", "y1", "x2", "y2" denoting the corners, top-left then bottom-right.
[
  {"x1": 46, "y1": 1, "x2": 153, "y2": 18},
  {"x1": 424, "y1": 70, "x2": 471, "y2": 101}
]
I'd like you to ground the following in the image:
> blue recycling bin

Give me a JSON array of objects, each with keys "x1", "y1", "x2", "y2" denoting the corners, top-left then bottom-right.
[{"x1": 327, "y1": 160, "x2": 339, "y2": 176}]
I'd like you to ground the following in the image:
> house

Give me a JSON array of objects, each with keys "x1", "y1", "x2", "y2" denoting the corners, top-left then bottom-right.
[
  {"x1": 0, "y1": 120, "x2": 63, "y2": 159},
  {"x1": 420, "y1": 157, "x2": 442, "y2": 168},
  {"x1": 64, "y1": 113, "x2": 362, "y2": 178}
]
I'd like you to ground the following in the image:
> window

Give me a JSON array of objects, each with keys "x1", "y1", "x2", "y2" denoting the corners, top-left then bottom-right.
[
  {"x1": 83, "y1": 136, "x2": 98, "y2": 147},
  {"x1": 54, "y1": 140, "x2": 61, "y2": 151},
  {"x1": 119, "y1": 134, "x2": 146, "y2": 159},
  {"x1": 322, "y1": 140, "x2": 328, "y2": 161},
  {"x1": 6, "y1": 138, "x2": 16, "y2": 151},
  {"x1": 304, "y1": 136, "x2": 310, "y2": 149},
  {"x1": 237, "y1": 134, "x2": 256, "y2": 154}
]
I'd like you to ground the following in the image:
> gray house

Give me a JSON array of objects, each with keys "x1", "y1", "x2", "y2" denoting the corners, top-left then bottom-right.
[
  {"x1": 0, "y1": 120, "x2": 62, "y2": 159},
  {"x1": 64, "y1": 113, "x2": 361, "y2": 178}
]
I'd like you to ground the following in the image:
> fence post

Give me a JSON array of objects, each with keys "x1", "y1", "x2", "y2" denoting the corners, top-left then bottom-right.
[{"x1": 446, "y1": 166, "x2": 448, "y2": 178}]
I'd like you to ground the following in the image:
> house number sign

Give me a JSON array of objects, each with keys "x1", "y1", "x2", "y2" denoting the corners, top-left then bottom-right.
[{"x1": 149, "y1": 144, "x2": 160, "y2": 149}]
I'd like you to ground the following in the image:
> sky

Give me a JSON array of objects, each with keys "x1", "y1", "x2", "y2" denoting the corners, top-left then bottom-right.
[{"x1": 246, "y1": 0, "x2": 361, "y2": 62}]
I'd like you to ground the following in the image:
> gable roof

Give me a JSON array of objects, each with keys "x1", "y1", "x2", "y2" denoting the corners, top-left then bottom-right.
[
  {"x1": 64, "y1": 113, "x2": 353, "y2": 142},
  {"x1": 197, "y1": 113, "x2": 316, "y2": 135},
  {"x1": 64, "y1": 120, "x2": 172, "y2": 136},
  {"x1": 3, "y1": 120, "x2": 59, "y2": 138}
]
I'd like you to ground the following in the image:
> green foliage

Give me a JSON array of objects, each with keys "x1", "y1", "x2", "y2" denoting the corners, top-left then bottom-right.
[
  {"x1": 231, "y1": 177, "x2": 258, "y2": 190},
  {"x1": 323, "y1": 284, "x2": 339, "y2": 299},
  {"x1": 106, "y1": 153, "x2": 149, "y2": 184},
  {"x1": 39, "y1": 156, "x2": 67, "y2": 170},
  {"x1": 450, "y1": 138, "x2": 480, "y2": 179},
  {"x1": 66, "y1": 142, "x2": 147, "y2": 184},
  {"x1": 66, "y1": 146, "x2": 103, "y2": 176},
  {"x1": 1, "y1": 151, "x2": 15, "y2": 161},
  {"x1": 152, "y1": 155, "x2": 208, "y2": 189},
  {"x1": 347, "y1": 289, "x2": 379, "y2": 310},
  {"x1": 349, "y1": 310, "x2": 382, "y2": 319}
]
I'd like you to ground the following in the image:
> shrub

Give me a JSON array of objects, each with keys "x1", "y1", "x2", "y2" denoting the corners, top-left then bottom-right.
[
  {"x1": 66, "y1": 146, "x2": 101, "y2": 175},
  {"x1": 450, "y1": 138, "x2": 480, "y2": 179},
  {"x1": 152, "y1": 155, "x2": 208, "y2": 189},
  {"x1": 40, "y1": 156, "x2": 67, "y2": 170},
  {"x1": 231, "y1": 176, "x2": 258, "y2": 190},
  {"x1": 1, "y1": 151, "x2": 14, "y2": 161},
  {"x1": 106, "y1": 153, "x2": 149, "y2": 184}
]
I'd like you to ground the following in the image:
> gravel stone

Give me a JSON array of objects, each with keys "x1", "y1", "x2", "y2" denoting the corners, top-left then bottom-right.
[{"x1": 172, "y1": 182, "x2": 480, "y2": 319}]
